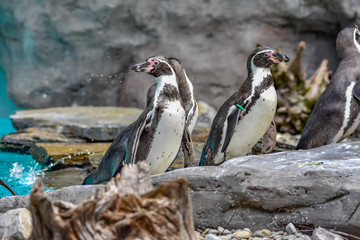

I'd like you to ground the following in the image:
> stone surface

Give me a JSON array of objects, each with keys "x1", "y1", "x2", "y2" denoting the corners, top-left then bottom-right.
[
  {"x1": 1, "y1": 1, "x2": 360, "y2": 110},
  {"x1": 41, "y1": 167, "x2": 89, "y2": 190},
  {"x1": 285, "y1": 223, "x2": 298, "y2": 235},
  {"x1": 311, "y1": 227, "x2": 344, "y2": 240},
  {"x1": 0, "y1": 208, "x2": 32, "y2": 240},
  {"x1": 152, "y1": 141, "x2": 360, "y2": 236},
  {"x1": 204, "y1": 234, "x2": 222, "y2": 240},
  {"x1": 29, "y1": 142, "x2": 109, "y2": 167},
  {"x1": 232, "y1": 229, "x2": 251, "y2": 239},
  {"x1": 9, "y1": 106, "x2": 143, "y2": 141},
  {"x1": 1, "y1": 142, "x2": 360, "y2": 236}
]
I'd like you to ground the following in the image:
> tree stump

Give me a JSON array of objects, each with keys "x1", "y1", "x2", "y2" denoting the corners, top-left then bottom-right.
[{"x1": 29, "y1": 162, "x2": 196, "y2": 240}]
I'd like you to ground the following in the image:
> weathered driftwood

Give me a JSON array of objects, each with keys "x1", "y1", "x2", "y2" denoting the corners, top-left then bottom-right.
[
  {"x1": 272, "y1": 41, "x2": 332, "y2": 134},
  {"x1": 30, "y1": 162, "x2": 196, "y2": 240}
]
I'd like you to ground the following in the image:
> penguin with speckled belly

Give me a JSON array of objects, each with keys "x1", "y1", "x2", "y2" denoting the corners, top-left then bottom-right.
[
  {"x1": 297, "y1": 25, "x2": 360, "y2": 149},
  {"x1": 147, "y1": 58, "x2": 198, "y2": 167},
  {"x1": 83, "y1": 56, "x2": 195, "y2": 184},
  {"x1": 200, "y1": 47, "x2": 289, "y2": 166}
]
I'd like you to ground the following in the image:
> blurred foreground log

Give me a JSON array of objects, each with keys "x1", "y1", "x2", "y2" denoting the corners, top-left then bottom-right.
[{"x1": 29, "y1": 162, "x2": 196, "y2": 240}]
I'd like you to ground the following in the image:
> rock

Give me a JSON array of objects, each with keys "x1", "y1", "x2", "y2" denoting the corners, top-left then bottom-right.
[
  {"x1": 0, "y1": 208, "x2": 32, "y2": 240},
  {"x1": 41, "y1": 167, "x2": 89, "y2": 190},
  {"x1": 252, "y1": 230, "x2": 263, "y2": 237},
  {"x1": 217, "y1": 226, "x2": 231, "y2": 235},
  {"x1": 9, "y1": 107, "x2": 142, "y2": 141},
  {"x1": 208, "y1": 229, "x2": 219, "y2": 235},
  {"x1": 0, "y1": 127, "x2": 86, "y2": 153},
  {"x1": 151, "y1": 141, "x2": 360, "y2": 236},
  {"x1": 0, "y1": 185, "x2": 97, "y2": 214},
  {"x1": 204, "y1": 234, "x2": 222, "y2": 240},
  {"x1": 232, "y1": 229, "x2": 251, "y2": 239},
  {"x1": 311, "y1": 227, "x2": 344, "y2": 240},
  {"x1": 261, "y1": 229, "x2": 272, "y2": 236},
  {"x1": 283, "y1": 235, "x2": 297, "y2": 240},
  {"x1": 285, "y1": 223, "x2": 298, "y2": 235},
  {"x1": 270, "y1": 231, "x2": 285, "y2": 238},
  {"x1": 1, "y1": 1, "x2": 359, "y2": 110},
  {"x1": 29, "y1": 142, "x2": 110, "y2": 167},
  {"x1": 2, "y1": 142, "x2": 360, "y2": 236}
]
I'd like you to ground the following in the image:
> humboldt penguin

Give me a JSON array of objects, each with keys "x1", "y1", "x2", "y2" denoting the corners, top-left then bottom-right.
[
  {"x1": 83, "y1": 56, "x2": 194, "y2": 184},
  {"x1": 297, "y1": 25, "x2": 360, "y2": 149},
  {"x1": 200, "y1": 47, "x2": 289, "y2": 166},
  {"x1": 147, "y1": 58, "x2": 198, "y2": 132}
]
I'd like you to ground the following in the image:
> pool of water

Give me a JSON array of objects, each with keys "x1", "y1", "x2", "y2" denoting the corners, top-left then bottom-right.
[{"x1": 0, "y1": 118, "x2": 49, "y2": 197}]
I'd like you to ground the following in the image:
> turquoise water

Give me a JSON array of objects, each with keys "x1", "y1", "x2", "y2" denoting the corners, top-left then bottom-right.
[
  {"x1": 0, "y1": 66, "x2": 45, "y2": 197},
  {"x1": 0, "y1": 119, "x2": 45, "y2": 198}
]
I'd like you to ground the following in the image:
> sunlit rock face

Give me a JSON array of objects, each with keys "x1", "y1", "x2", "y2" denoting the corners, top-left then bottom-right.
[{"x1": 0, "y1": 1, "x2": 359, "y2": 109}]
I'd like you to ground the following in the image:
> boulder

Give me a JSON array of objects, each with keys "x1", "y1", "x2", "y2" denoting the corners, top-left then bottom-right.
[
  {"x1": 152, "y1": 141, "x2": 360, "y2": 236},
  {"x1": 1, "y1": 141, "x2": 360, "y2": 236},
  {"x1": 312, "y1": 227, "x2": 344, "y2": 240},
  {"x1": 0, "y1": 208, "x2": 32, "y2": 240},
  {"x1": 1, "y1": 1, "x2": 360, "y2": 109}
]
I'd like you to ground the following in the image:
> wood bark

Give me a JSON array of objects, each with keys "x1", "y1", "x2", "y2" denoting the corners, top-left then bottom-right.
[{"x1": 30, "y1": 162, "x2": 196, "y2": 240}]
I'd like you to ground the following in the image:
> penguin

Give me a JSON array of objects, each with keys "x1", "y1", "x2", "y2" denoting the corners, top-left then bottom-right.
[
  {"x1": 297, "y1": 25, "x2": 360, "y2": 149},
  {"x1": 83, "y1": 56, "x2": 194, "y2": 184},
  {"x1": 146, "y1": 58, "x2": 198, "y2": 167},
  {"x1": 200, "y1": 47, "x2": 289, "y2": 166},
  {"x1": 147, "y1": 58, "x2": 198, "y2": 132}
]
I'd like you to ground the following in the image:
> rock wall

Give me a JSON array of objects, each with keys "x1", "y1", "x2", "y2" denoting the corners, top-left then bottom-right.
[{"x1": 0, "y1": 0, "x2": 359, "y2": 109}]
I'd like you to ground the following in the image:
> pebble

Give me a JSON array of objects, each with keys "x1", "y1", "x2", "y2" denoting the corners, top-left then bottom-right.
[
  {"x1": 232, "y1": 230, "x2": 251, "y2": 239},
  {"x1": 270, "y1": 231, "x2": 285, "y2": 238},
  {"x1": 218, "y1": 226, "x2": 231, "y2": 235},
  {"x1": 196, "y1": 223, "x2": 338, "y2": 240},
  {"x1": 205, "y1": 234, "x2": 222, "y2": 240},
  {"x1": 208, "y1": 229, "x2": 219, "y2": 235},
  {"x1": 285, "y1": 223, "x2": 298, "y2": 235}
]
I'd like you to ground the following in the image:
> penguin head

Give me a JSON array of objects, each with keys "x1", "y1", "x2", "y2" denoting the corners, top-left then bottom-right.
[
  {"x1": 336, "y1": 25, "x2": 360, "y2": 59},
  {"x1": 247, "y1": 47, "x2": 290, "y2": 72},
  {"x1": 132, "y1": 56, "x2": 174, "y2": 78}
]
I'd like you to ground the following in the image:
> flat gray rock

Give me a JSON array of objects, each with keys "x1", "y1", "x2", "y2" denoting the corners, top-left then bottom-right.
[
  {"x1": 1, "y1": 142, "x2": 360, "y2": 236},
  {"x1": 8, "y1": 106, "x2": 142, "y2": 141},
  {"x1": 152, "y1": 141, "x2": 360, "y2": 236}
]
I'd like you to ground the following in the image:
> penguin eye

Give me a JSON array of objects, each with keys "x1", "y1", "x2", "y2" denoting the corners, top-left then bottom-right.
[
  {"x1": 153, "y1": 61, "x2": 159, "y2": 66},
  {"x1": 264, "y1": 52, "x2": 272, "y2": 58}
]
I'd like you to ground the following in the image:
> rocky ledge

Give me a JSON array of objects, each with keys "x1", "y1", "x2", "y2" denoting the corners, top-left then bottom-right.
[{"x1": 1, "y1": 141, "x2": 359, "y2": 237}]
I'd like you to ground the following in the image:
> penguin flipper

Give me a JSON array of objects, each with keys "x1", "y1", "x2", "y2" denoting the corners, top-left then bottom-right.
[
  {"x1": 261, "y1": 120, "x2": 277, "y2": 154},
  {"x1": 82, "y1": 124, "x2": 133, "y2": 185},
  {"x1": 221, "y1": 107, "x2": 241, "y2": 153},
  {"x1": 125, "y1": 118, "x2": 147, "y2": 164},
  {"x1": 352, "y1": 80, "x2": 360, "y2": 100},
  {"x1": 182, "y1": 125, "x2": 194, "y2": 168}
]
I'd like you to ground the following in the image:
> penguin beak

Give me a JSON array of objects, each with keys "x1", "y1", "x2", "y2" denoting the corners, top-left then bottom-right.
[
  {"x1": 131, "y1": 62, "x2": 151, "y2": 72},
  {"x1": 272, "y1": 52, "x2": 290, "y2": 63}
]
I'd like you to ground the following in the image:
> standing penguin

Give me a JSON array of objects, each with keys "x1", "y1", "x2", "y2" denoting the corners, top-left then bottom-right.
[
  {"x1": 297, "y1": 25, "x2": 360, "y2": 149},
  {"x1": 125, "y1": 56, "x2": 187, "y2": 174},
  {"x1": 83, "y1": 56, "x2": 195, "y2": 184},
  {"x1": 146, "y1": 58, "x2": 198, "y2": 167},
  {"x1": 200, "y1": 47, "x2": 289, "y2": 166}
]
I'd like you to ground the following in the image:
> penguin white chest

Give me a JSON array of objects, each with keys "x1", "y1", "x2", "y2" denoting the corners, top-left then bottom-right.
[
  {"x1": 146, "y1": 101, "x2": 185, "y2": 175},
  {"x1": 215, "y1": 86, "x2": 277, "y2": 163}
]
